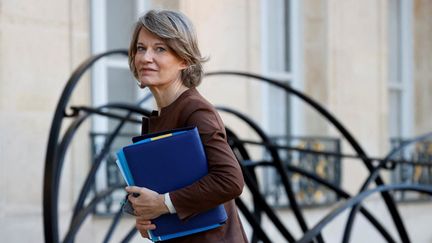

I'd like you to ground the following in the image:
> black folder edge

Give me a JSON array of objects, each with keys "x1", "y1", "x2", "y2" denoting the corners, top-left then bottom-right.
[{"x1": 132, "y1": 126, "x2": 197, "y2": 143}]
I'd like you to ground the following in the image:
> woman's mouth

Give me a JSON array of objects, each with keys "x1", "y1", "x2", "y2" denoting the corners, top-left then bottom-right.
[{"x1": 139, "y1": 68, "x2": 157, "y2": 75}]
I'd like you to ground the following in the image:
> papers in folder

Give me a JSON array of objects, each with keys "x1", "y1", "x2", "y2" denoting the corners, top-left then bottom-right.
[{"x1": 115, "y1": 126, "x2": 227, "y2": 241}]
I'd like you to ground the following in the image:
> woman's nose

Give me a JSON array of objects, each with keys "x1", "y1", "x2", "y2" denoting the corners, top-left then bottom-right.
[{"x1": 139, "y1": 49, "x2": 153, "y2": 63}]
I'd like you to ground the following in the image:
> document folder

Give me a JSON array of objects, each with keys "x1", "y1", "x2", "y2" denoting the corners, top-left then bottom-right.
[{"x1": 116, "y1": 126, "x2": 227, "y2": 241}]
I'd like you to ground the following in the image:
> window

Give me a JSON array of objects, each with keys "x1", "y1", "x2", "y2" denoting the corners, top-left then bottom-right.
[
  {"x1": 387, "y1": 0, "x2": 427, "y2": 202},
  {"x1": 90, "y1": 0, "x2": 179, "y2": 214},
  {"x1": 91, "y1": 0, "x2": 180, "y2": 134},
  {"x1": 388, "y1": 0, "x2": 413, "y2": 139},
  {"x1": 261, "y1": 0, "x2": 293, "y2": 136}
]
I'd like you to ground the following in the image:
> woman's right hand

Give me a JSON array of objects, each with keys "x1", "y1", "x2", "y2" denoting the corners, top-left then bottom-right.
[{"x1": 135, "y1": 216, "x2": 156, "y2": 239}]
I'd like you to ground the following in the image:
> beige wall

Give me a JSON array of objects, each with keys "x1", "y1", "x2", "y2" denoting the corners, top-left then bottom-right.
[
  {"x1": 0, "y1": 0, "x2": 90, "y2": 241},
  {"x1": 1, "y1": 0, "x2": 431, "y2": 242},
  {"x1": 181, "y1": 0, "x2": 264, "y2": 138},
  {"x1": 325, "y1": 0, "x2": 389, "y2": 192},
  {"x1": 303, "y1": 0, "x2": 329, "y2": 136},
  {"x1": 327, "y1": 0, "x2": 389, "y2": 155},
  {"x1": 414, "y1": 0, "x2": 432, "y2": 134},
  {"x1": 288, "y1": 0, "x2": 393, "y2": 193}
]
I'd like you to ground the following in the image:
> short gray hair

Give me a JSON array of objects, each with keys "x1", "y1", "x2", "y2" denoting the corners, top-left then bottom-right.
[{"x1": 128, "y1": 10, "x2": 207, "y2": 87}]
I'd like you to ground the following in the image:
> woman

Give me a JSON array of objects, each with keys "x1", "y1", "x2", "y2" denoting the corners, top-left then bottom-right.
[{"x1": 125, "y1": 10, "x2": 248, "y2": 242}]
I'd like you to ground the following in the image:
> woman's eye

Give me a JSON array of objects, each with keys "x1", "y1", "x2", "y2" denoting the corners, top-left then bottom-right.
[
  {"x1": 136, "y1": 46, "x2": 145, "y2": 52},
  {"x1": 156, "y1": 47, "x2": 166, "y2": 52}
]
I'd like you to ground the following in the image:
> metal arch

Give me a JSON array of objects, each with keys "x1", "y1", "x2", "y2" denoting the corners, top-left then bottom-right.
[
  {"x1": 220, "y1": 111, "x2": 298, "y2": 242},
  {"x1": 217, "y1": 106, "x2": 323, "y2": 242},
  {"x1": 103, "y1": 206, "x2": 124, "y2": 243},
  {"x1": 218, "y1": 107, "x2": 395, "y2": 243},
  {"x1": 43, "y1": 48, "x2": 425, "y2": 243},
  {"x1": 67, "y1": 105, "x2": 150, "y2": 233},
  {"x1": 206, "y1": 71, "x2": 410, "y2": 242},
  {"x1": 43, "y1": 49, "x2": 128, "y2": 243},
  {"x1": 283, "y1": 163, "x2": 396, "y2": 242},
  {"x1": 225, "y1": 127, "x2": 277, "y2": 243},
  {"x1": 43, "y1": 48, "x2": 153, "y2": 243},
  {"x1": 342, "y1": 132, "x2": 432, "y2": 243},
  {"x1": 235, "y1": 197, "x2": 272, "y2": 243},
  {"x1": 296, "y1": 184, "x2": 432, "y2": 243},
  {"x1": 51, "y1": 103, "x2": 150, "y2": 243},
  {"x1": 384, "y1": 132, "x2": 432, "y2": 165},
  {"x1": 63, "y1": 186, "x2": 123, "y2": 243},
  {"x1": 51, "y1": 103, "x2": 151, "y2": 218},
  {"x1": 226, "y1": 127, "x2": 280, "y2": 243}
]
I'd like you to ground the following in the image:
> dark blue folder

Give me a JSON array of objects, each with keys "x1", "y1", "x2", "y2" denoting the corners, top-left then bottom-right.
[{"x1": 116, "y1": 127, "x2": 227, "y2": 241}]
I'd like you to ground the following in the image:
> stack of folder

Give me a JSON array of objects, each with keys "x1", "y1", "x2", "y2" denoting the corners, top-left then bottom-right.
[{"x1": 116, "y1": 126, "x2": 227, "y2": 241}]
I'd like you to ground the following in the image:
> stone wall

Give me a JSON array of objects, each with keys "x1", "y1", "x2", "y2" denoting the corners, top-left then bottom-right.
[
  {"x1": 0, "y1": 0, "x2": 90, "y2": 241},
  {"x1": 325, "y1": 0, "x2": 389, "y2": 192},
  {"x1": 0, "y1": 0, "x2": 431, "y2": 242},
  {"x1": 414, "y1": 0, "x2": 432, "y2": 134}
]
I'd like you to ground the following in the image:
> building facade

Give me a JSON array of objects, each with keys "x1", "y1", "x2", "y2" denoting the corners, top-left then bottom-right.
[{"x1": 0, "y1": 0, "x2": 431, "y2": 242}]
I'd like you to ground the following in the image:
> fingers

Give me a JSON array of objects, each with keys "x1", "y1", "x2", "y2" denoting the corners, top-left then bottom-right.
[
  {"x1": 136, "y1": 218, "x2": 156, "y2": 239},
  {"x1": 136, "y1": 218, "x2": 155, "y2": 226},
  {"x1": 125, "y1": 186, "x2": 141, "y2": 194},
  {"x1": 136, "y1": 221, "x2": 156, "y2": 230},
  {"x1": 127, "y1": 194, "x2": 138, "y2": 204},
  {"x1": 126, "y1": 188, "x2": 143, "y2": 204},
  {"x1": 133, "y1": 207, "x2": 156, "y2": 219},
  {"x1": 134, "y1": 208, "x2": 152, "y2": 217},
  {"x1": 126, "y1": 187, "x2": 158, "y2": 206},
  {"x1": 136, "y1": 214, "x2": 153, "y2": 221},
  {"x1": 125, "y1": 187, "x2": 164, "y2": 219},
  {"x1": 138, "y1": 230, "x2": 149, "y2": 239}
]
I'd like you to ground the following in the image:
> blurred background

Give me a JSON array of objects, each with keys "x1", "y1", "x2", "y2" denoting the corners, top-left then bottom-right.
[{"x1": 0, "y1": 0, "x2": 431, "y2": 242}]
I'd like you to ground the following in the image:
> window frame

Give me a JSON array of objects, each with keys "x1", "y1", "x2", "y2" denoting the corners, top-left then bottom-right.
[
  {"x1": 388, "y1": 0, "x2": 413, "y2": 139},
  {"x1": 260, "y1": 0, "x2": 304, "y2": 136}
]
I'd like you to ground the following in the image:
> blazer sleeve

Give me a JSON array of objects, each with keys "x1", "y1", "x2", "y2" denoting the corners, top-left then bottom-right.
[{"x1": 169, "y1": 108, "x2": 244, "y2": 221}]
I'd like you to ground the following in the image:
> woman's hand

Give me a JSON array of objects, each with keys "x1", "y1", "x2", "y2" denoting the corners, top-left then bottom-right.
[
  {"x1": 135, "y1": 216, "x2": 156, "y2": 239},
  {"x1": 126, "y1": 186, "x2": 169, "y2": 219}
]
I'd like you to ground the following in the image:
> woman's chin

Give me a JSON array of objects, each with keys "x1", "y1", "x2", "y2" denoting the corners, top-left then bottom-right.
[{"x1": 137, "y1": 79, "x2": 151, "y2": 87}]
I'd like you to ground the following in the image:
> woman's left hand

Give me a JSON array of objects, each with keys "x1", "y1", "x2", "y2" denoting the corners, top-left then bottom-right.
[
  {"x1": 126, "y1": 186, "x2": 169, "y2": 219},
  {"x1": 135, "y1": 216, "x2": 156, "y2": 239}
]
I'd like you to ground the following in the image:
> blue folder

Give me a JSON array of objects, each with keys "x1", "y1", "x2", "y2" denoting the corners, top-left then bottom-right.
[{"x1": 116, "y1": 126, "x2": 227, "y2": 242}]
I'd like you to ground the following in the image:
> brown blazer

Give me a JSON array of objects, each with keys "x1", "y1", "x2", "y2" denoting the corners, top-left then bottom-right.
[{"x1": 142, "y1": 88, "x2": 248, "y2": 242}]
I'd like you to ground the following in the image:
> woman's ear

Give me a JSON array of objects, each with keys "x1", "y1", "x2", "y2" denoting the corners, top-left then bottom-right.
[{"x1": 179, "y1": 60, "x2": 188, "y2": 70}]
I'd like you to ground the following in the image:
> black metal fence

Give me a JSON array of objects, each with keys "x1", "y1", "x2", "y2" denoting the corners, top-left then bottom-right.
[
  {"x1": 390, "y1": 138, "x2": 432, "y2": 202},
  {"x1": 43, "y1": 50, "x2": 432, "y2": 243},
  {"x1": 89, "y1": 133, "x2": 343, "y2": 216},
  {"x1": 90, "y1": 133, "x2": 432, "y2": 216},
  {"x1": 264, "y1": 136, "x2": 341, "y2": 208}
]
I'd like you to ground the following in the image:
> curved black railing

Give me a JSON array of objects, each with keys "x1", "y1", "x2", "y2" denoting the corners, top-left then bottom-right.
[
  {"x1": 218, "y1": 107, "x2": 398, "y2": 243},
  {"x1": 43, "y1": 50, "x2": 431, "y2": 243},
  {"x1": 341, "y1": 131, "x2": 432, "y2": 243},
  {"x1": 205, "y1": 71, "x2": 410, "y2": 242},
  {"x1": 43, "y1": 49, "x2": 128, "y2": 243},
  {"x1": 297, "y1": 184, "x2": 432, "y2": 243}
]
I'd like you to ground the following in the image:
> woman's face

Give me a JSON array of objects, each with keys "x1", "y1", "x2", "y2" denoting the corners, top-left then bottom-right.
[{"x1": 134, "y1": 28, "x2": 186, "y2": 89}]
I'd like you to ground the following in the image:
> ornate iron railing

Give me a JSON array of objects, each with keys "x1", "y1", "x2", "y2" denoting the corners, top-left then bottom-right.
[
  {"x1": 89, "y1": 132, "x2": 135, "y2": 216},
  {"x1": 90, "y1": 133, "x2": 343, "y2": 215},
  {"x1": 42, "y1": 50, "x2": 432, "y2": 243},
  {"x1": 264, "y1": 136, "x2": 341, "y2": 208},
  {"x1": 390, "y1": 138, "x2": 432, "y2": 202}
]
